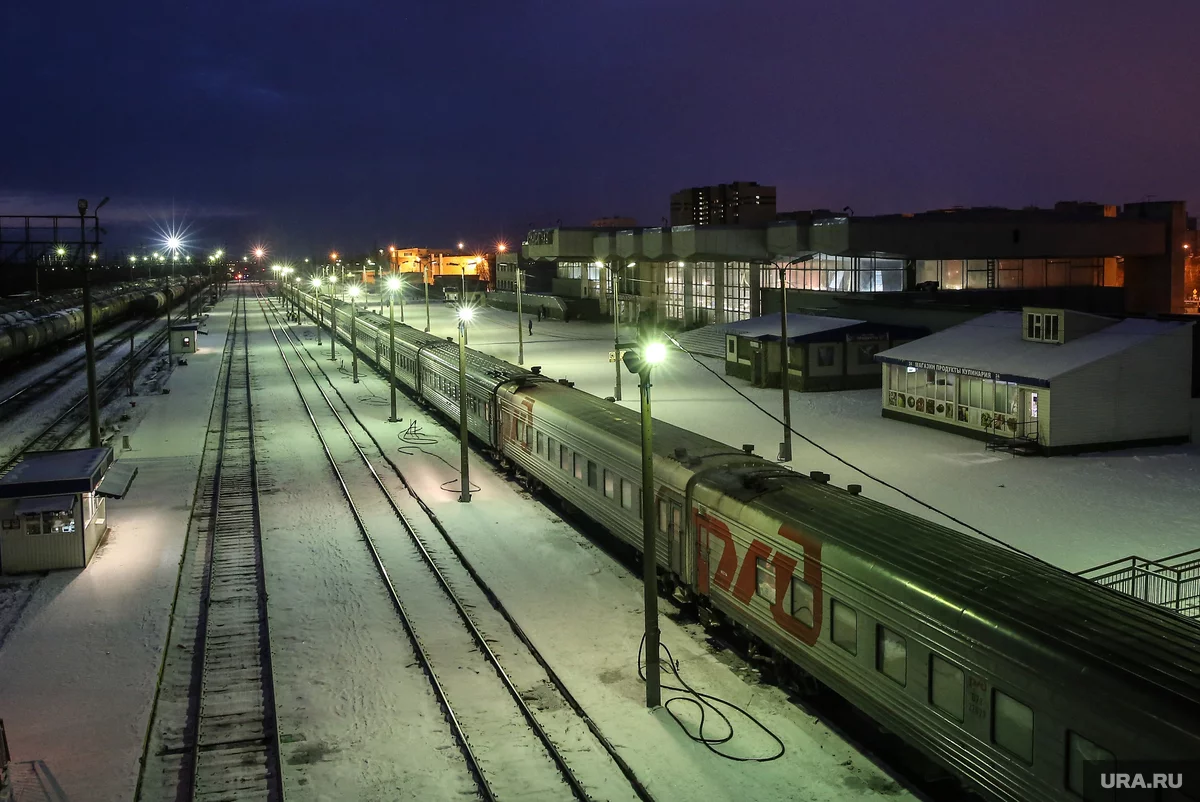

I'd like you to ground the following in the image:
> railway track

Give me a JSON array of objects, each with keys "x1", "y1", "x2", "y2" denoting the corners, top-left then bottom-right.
[
  {"x1": 257, "y1": 291, "x2": 650, "y2": 802},
  {"x1": 0, "y1": 316, "x2": 160, "y2": 421},
  {"x1": 136, "y1": 291, "x2": 284, "y2": 802},
  {"x1": 0, "y1": 325, "x2": 171, "y2": 475}
]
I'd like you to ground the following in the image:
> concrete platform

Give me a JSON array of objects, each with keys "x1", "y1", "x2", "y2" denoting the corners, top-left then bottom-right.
[{"x1": 0, "y1": 297, "x2": 233, "y2": 802}]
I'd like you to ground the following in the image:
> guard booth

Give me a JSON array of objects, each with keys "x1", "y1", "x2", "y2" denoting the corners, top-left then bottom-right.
[
  {"x1": 0, "y1": 447, "x2": 138, "y2": 575},
  {"x1": 170, "y1": 322, "x2": 198, "y2": 354}
]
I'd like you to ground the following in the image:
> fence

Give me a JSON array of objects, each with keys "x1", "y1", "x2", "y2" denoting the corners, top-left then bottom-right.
[{"x1": 1078, "y1": 547, "x2": 1200, "y2": 619}]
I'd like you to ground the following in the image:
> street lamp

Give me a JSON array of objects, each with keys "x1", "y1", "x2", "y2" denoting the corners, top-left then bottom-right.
[
  {"x1": 621, "y1": 338, "x2": 668, "y2": 707},
  {"x1": 515, "y1": 265, "x2": 525, "y2": 366},
  {"x1": 347, "y1": 285, "x2": 361, "y2": 383},
  {"x1": 774, "y1": 254, "x2": 815, "y2": 463},
  {"x1": 423, "y1": 256, "x2": 432, "y2": 333},
  {"x1": 272, "y1": 265, "x2": 282, "y2": 300},
  {"x1": 599, "y1": 260, "x2": 625, "y2": 401},
  {"x1": 311, "y1": 277, "x2": 323, "y2": 346},
  {"x1": 386, "y1": 277, "x2": 401, "y2": 422},
  {"x1": 456, "y1": 305, "x2": 474, "y2": 503},
  {"x1": 327, "y1": 273, "x2": 338, "y2": 361}
]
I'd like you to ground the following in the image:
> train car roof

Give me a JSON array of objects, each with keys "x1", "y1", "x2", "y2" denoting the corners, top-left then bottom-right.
[{"x1": 514, "y1": 379, "x2": 1200, "y2": 712}]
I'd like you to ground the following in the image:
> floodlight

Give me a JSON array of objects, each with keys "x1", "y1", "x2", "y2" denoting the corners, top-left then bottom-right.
[
  {"x1": 328, "y1": 274, "x2": 337, "y2": 283},
  {"x1": 311, "y1": 277, "x2": 322, "y2": 287},
  {"x1": 387, "y1": 277, "x2": 401, "y2": 291},
  {"x1": 458, "y1": 306, "x2": 474, "y2": 322},
  {"x1": 644, "y1": 342, "x2": 667, "y2": 364},
  {"x1": 348, "y1": 285, "x2": 361, "y2": 297}
]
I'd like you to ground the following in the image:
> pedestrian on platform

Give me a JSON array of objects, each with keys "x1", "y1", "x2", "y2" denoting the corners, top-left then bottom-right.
[{"x1": 528, "y1": 318, "x2": 533, "y2": 336}]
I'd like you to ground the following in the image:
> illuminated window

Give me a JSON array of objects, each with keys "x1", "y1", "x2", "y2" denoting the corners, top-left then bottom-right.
[
  {"x1": 791, "y1": 578, "x2": 814, "y2": 625},
  {"x1": 603, "y1": 470, "x2": 615, "y2": 499},
  {"x1": 755, "y1": 557, "x2": 775, "y2": 601},
  {"x1": 876, "y1": 626, "x2": 907, "y2": 686},
  {"x1": 831, "y1": 600, "x2": 857, "y2": 654}
]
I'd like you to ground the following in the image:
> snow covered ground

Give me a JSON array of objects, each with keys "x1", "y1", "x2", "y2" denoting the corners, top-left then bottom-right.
[{"x1": 392, "y1": 299, "x2": 1200, "y2": 572}]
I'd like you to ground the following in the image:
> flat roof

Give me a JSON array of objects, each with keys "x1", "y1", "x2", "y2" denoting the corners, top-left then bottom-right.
[
  {"x1": 0, "y1": 447, "x2": 113, "y2": 498},
  {"x1": 723, "y1": 313, "x2": 925, "y2": 344},
  {"x1": 875, "y1": 312, "x2": 1189, "y2": 386}
]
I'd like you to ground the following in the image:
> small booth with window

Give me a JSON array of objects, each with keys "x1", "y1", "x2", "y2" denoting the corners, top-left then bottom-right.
[
  {"x1": 874, "y1": 308, "x2": 1193, "y2": 454},
  {"x1": 0, "y1": 447, "x2": 138, "y2": 574},
  {"x1": 170, "y1": 322, "x2": 198, "y2": 355}
]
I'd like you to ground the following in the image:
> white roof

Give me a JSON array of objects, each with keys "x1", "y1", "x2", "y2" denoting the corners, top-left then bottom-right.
[
  {"x1": 724, "y1": 313, "x2": 864, "y2": 340},
  {"x1": 875, "y1": 311, "x2": 1189, "y2": 384}
]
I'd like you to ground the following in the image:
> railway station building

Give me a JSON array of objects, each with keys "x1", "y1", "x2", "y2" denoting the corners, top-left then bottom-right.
[
  {"x1": 873, "y1": 308, "x2": 1194, "y2": 454},
  {"x1": 518, "y1": 199, "x2": 1197, "y2": 326},
  {"x1": 0, "y1": 447, "x2": 137, "y2": 574}
]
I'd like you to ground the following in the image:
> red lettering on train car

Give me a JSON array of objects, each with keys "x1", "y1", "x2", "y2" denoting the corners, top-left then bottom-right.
[
  {"x1": 769, "y1": 525, "x2": 823, "y2": 646},
  {"x1": 731, "y1": 539, "x2": 773, "y2": 604},
  {"x1": 506, "y1": 395, "x2": 536, "y2": 453},
  {"x1": 695, "y1": 512, "x2": 738, "y2": 595}
]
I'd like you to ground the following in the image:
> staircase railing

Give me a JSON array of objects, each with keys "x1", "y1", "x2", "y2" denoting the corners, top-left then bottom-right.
[{"x1": 1077, "y1": 547, "x2": 1200, "y2": 619}]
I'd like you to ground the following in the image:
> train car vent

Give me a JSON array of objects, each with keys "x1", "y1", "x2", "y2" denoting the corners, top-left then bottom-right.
[
  {"x1": 557, "y1": 378, "x2": 570, "y2": 385},
  {"x1": 742, "y1": 444, "x2": 755, "y2": 455},
  {"x1": 674, "y1": 447, "x2": 689, "y2": 460},
  {"x1": 531, "y1": 366, "x2": 542, "y2": 375},
  {"x1": 809, "y1": 471, "x2": 830, "y2": 484},
  {"x1": 847, "y1": 484, "x2": 862, "y2": 496},
  {"x1": 445, "y1": 336, "x2": 454, "y2": 342}
]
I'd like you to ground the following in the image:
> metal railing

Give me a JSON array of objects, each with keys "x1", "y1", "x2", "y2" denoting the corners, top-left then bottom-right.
[
  {"x1": 985, "y1": 417, "x2": 1039, "y2": 454},
  {"x1": 1078, "y1": 547, "x2": 1200, "y2": 619}
]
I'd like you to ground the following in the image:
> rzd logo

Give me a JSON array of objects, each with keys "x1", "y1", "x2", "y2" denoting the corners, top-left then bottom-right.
[{"x1": 696, "y1": 513, "x2": 823, "y2": 646}]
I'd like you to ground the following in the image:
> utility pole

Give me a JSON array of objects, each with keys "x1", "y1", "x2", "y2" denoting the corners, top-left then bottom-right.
[
  {"x1": 78, "y1": 198, "x2": 103, "y2": 449},
  {"x1": 424, "y1": 258, "x2": 432, "y2": 333},
  {"x1": 349, "y1": 287, "x2": 360, "y2": 383},
  {"x1": 388, "y1": 279, "x2": 399, "y2": 422},
  {"x1": 516, "y1": 267, "x2": 524, "y2": 366},
  {"x1": 612, "y1": 261, "x2": 622, "y2": 401},
  {"x1": 329, "y1": 275, "x2": 338, "y2": 361},
  {"x1": 778, "y1": 265, "x2": 792, "y2": 462},
  {"x1": 457, "y1": 309, "x2": 473, "y2": 502}
]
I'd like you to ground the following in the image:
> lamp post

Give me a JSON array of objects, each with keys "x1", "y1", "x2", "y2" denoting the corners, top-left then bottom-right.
[
  {"x1": 328, "y1": 273, "x2": 338, "y2": 361},
  {"x1": 775, "y1": 254, "x2": 814, "y2": 463},
  {"x1": 515, "y1": 266, "x2": 524, "y2": 366},
  {"x1": 78, "y1": 197, "x2": 105, "y2": 448},
  {"x1": 348, "y1": 285, "x2": 361, "y2": 383},
  {"x1": 424, "y1": 257, "x2": 432, "y2": 333},
  {"x1": 621, "y1": 339, "x2": 668, "y2": 707},
  {"x1": 456, "y1": 306, "x2": 474, "y2": 503},
  {"x1": 387, "y1": 277, "x2": 400, "y2": 422},
  {"x1": 603, "y1": 260, "x2": 625, "y2": 401},
  {"x1": 311, "y1": 277, "x2": 323, "y2": 346}
]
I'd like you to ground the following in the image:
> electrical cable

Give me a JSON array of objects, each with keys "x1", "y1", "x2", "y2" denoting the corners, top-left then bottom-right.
[
  {"x1": 394, "y1": 420, "x2": 481, "y2": 493},
  {"x1": 661, "y1": 333, "x2": 1049, "y2": 564},
  {"x1": 637, "y1": 634, "x2": 785, "y2": 762}
]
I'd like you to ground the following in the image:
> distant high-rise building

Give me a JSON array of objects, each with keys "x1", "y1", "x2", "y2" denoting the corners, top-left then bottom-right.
[{"x1": 669, "y1": 181, "x2": 777, "y2": 226}]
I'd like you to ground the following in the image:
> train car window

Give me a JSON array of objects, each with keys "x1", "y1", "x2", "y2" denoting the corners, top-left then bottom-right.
[
  {"x1": 537, "y1": 432, "x2": 545, "y2": 456},
  {"x1": 560, "y1": 445, "x2": 570, "y2": 471},
  {"x1": 587, "y1": 461, "x2": 598, "y2": 490},
  {"x1": 993, "y1": 690, "x2": 1034, "y2": 763},
  {"x1": 573, "y1": 453, "x2": 585, "y2": 481},
  {"x1": 929, "y1": 655, "x2": 965, "y2": 722},
  {"x1": 524, "y1": 425, "x2": 534, "y2": 449},
  {"x1": 621, "y1": 479, "x2": 634, "y2": 509},
  {"x1": 658, "y1": 501, "x2": 669, "y2": 533},
  {"x1": 755, "y1": 558, "x2": 776, "y2": 601},
  {"x1": 603, "y1": 470, "x2": 615, "y2": 499},
  {"x1": 876, "y1": 626, "x2": 907, "y2": 686},
  {"x1": 791, "y1": 578, "x2": 814, "y2": 626},
  {"x1": 547, "y1": 437, "x2": 556, "y2": 463},
  {"x1": 831, "y1": 600, "x2": 857, "y2": 655},
  {"x1": 1066, "y1": 731, "x2": 1114, "y2": 799}
]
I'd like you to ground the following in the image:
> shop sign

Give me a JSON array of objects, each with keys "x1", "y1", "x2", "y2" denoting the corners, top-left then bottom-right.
[{"x1": 906, "y1": 360, "x2": 997, "y2": 380}]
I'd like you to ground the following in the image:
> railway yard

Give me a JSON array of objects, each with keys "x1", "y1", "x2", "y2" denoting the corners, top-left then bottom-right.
[
  {"x1": 0, "y1": 288, "x2": 922, "y2": 801},
  {"x1": 0, "y1": 284, "x2": 1196, "y2": 802}
]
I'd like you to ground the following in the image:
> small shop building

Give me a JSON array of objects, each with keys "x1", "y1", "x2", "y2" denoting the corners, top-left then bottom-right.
[
  {"x1": 0, "y1": 447, "x2": 138, "y2": 574},
  {"x1": 874, "y1": 307, "x2": 1194, "y2": 454},
  {"x1": 725, "y1": 313, "x2": 926, "y2": 391}
]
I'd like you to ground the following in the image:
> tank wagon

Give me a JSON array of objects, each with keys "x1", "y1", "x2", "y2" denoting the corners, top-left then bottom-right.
[
  {"x1": 0, "y1": 278, "x2": 201, "y2": 364},
  {"x1": 313, "y1": 293, "x2": 1200, "y2": 802}
]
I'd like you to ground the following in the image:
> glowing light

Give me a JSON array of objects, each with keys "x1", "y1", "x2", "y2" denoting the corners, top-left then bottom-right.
[
  {"x1": 457, "y1": 241, "x2": 464, "y2": 250},
  {"x1": 644, "y1": 342, "x2": 667, "y2": 364},
  {"x1": 166, "y1": 236, "x2": 183, "y2": 252},
  {"x1": 387, "y1": 277, "x2": 401, "y2": 291},
  {"x1": 327, "y1": 274, "x2": 337, "y2": 283},
  {"x1": 388, "y1": 245, "x2": 395, "y2": 252},
  {"x1": 56, "y1": 247, "x2": 66, "y2": 256},
  {"x1": 348, "y1": 285, "x2": 361, "y2": 297},
  {"x1": 457, "y1": 306, "x2": 474, "y2": 322},
  {"x1": 311, "y1": 277, "x2": 322, "y2": 287},
  {"x1": 330, "y1": 251, "x2": 339, "y2": 261},
  {"x1": 497, "y1": 242, "x2": 508, "y2": 253}
]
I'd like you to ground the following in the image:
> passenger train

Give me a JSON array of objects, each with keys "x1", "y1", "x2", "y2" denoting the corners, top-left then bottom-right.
[{"x1": 296, "y1": 288, "x2": 1200, "y2": 802}]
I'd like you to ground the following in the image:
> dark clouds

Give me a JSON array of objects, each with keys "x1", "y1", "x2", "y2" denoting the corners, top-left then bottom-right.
[{"x1": 1, "y1": 0, "x2": 1196, "y2": 257}]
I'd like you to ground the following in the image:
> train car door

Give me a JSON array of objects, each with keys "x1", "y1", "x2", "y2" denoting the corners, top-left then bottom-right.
[{"x1": 657, "y1": 493, "x2": 685, "y2": 578}]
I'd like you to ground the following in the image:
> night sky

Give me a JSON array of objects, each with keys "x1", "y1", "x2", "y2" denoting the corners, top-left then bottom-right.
[{"x1": 2, "y1": 0, "x2": 1197, "y2": 257}]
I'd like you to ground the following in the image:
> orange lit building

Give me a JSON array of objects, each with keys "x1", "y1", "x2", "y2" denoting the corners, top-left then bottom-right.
[{"x1": 386, "y1": 248, "x2": 488, "y2": 284}]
